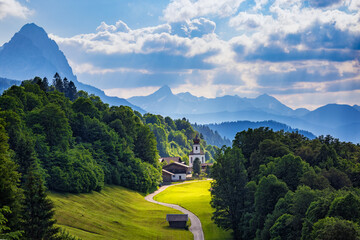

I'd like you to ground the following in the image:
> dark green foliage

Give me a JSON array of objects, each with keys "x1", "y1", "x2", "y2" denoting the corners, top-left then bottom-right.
[
  {"x1": 47, "y1": 147, "x2": 104, "y2": 193},
  {"x1": 53, "y1": 73, "x2": 64, "y2": 93},
  {"x1": 328, "y1": 192, "x2": 360, "y2": 222},
  {"x1": 301, "y1": 169, "x2": 331, "y2": 190},
  {"x1": 211, "y1": 147, "x2": 248, "y2": 239},
  {"x1": 253, "y1": 174, "x2": 289, "y2": 232},
  {"x1": 0, "y1": 121, "x2": 23, "y2": 233},
  {"x1": 322, "y1": 168, "x2": 352, "y2": 190},
  {"x1": 259, "y1": 154, "x2": 309, "y2": 190},
  {"x1": 0, "y1": 206, "x2": 23, "y2": 240},
  {"x1": 133, "y1": 125, "x2": 159, "y2": 167},
  {"x1": 72, "y1": 97, "x2": 100, "y2": 119},
  {"x1": 0, "y1": 78, "x2": 182, "y2": 194},
  {"x1": 22, "y1": 166, "x2": 59, "y2": 240},
  {"x1": 193, "y1": 158, "x2": 201, "y2": 175},
  {"x1": 311, "y1": 217, "x2": 360, "y2": 240},
  {"x1": 269, "y1": 213, "x2": 296, "y2": 240},
  {"x1": 211, "y1": 127, "x2": 360, "y2": 239},
  {"x1": 27, "y1": 103, "x2": 72, "y2": 150}
]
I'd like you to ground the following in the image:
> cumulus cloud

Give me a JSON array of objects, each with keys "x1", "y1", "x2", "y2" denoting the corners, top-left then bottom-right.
[
  {"x1": 52, "y1": 20, "x2": 220, "y2": 57},
  {"x1": 229, "y1": 0, "x2": 360, "y2": 63},
  {"x1": 50, "y1": 0, "x2": 359, "y2": 107},
  {"x1": 162, "y1": 0, "x2": 245, "y2": 22},
  {"x1": 0, "y1": 0, "x2": 32, "y2": 20},
  {"x1": 171, "y1": 18, "x2": 216, "y2": 38}
]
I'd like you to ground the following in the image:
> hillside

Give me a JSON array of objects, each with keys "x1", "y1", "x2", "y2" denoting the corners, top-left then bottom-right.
[{"x1": 50, "y1": 185, "x2": 192, "y2": 240}]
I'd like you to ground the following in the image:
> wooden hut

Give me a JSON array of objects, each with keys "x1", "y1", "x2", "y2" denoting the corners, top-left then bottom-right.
[{"x1": 166, "y1": 214, "x2": 188, "y2": 228}]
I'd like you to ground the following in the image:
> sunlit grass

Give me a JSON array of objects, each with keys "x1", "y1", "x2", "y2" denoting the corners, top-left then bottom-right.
[
  {"x1": 154, "y1": 180, "x2": 232, "y2": 240},
  {"x1": 49, "y1": 185, "x2": 192, "y2": 240}
]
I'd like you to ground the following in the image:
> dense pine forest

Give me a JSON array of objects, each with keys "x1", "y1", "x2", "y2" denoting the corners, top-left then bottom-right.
[
  {"x1": 211, "y1": 128, "x2": 360, "y2": 240},
  {"x1": 0, "y1": 74, "x2": 218, "y2": 239}
]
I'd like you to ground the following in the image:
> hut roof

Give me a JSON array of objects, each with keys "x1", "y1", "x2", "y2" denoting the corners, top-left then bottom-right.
[{"x1": 166, "y1": 214, "x2": 188, "y2": 222}]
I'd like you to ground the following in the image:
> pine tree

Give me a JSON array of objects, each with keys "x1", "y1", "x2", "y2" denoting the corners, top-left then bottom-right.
[
  {"x1": 67, "y1": 81, "x2": 77, "y2": 101},
  {"x1": 22, "y1": 165, "x2": 59, "y2": 240},
  {"x1": 63, "y1": 77, "x2": 69, "y2": 98},
  {"x1": 193, "y1": 158, "x2": 201, "y2": 175},
  {"x1": 53, "y1": 73, "x2": 64, "y2": 93},
  {"x1": 0, "y1": 122, "x2": 23, "y2": 234}
]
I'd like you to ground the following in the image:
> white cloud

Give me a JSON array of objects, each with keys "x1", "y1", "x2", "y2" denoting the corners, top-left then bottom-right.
[
  {"x1": 104, "y1": 86, "x2": 160, "y2": 99},
  {"x1": 0, "y1": 0, "x2": 32, "y2": 20},
  {"x1": 274, "y1": 90, "x2": 360, "y2": 110},
  {"x1": 162, "y1": 0, "x2": 245, "y2": 22},
  {"x1": 51, "y1": 19, "x2": 222, "y2": 57},
  {"x1": 69, "y1": 61, "x2": 151, "y2": 75}
]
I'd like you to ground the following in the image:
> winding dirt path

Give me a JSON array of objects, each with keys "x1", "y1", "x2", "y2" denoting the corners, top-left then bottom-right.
[{"x1": 145, "y1": 182, "x2": 205, "y2": 240}]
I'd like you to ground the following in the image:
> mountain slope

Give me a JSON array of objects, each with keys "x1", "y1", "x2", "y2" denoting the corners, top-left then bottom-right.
[
  {"x1": 0, "y1": 23, "x2": 144, "y2": 113},
  {"x1": 302, "y1": 104, "x2": 360, "y2": 128},
  {"x1": 0, "y1": 77, "x2": 21, "y2": 93}
]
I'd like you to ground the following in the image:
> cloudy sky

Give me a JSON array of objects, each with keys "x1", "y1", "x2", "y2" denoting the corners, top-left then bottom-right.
[{"x1": 0, "y1": 0, "x2": 359, "y2": 110}]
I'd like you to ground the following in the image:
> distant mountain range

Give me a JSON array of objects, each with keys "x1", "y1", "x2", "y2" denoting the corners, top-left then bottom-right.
[
  {"x1": 1, "y1": 23, "x2": 359, "y2": 143},
  {"x1": 206, "y1": 120, "x2": 317, "y2": 142},
  {"x1": 128, "y1": 86, "x2": 360, "y2": 143},
  {"x1": 0, "y1": 23, "x2": 144, "y2": 113},
  {"x1": 128, "y1": 85, "x2": 304, "y2": 117}
]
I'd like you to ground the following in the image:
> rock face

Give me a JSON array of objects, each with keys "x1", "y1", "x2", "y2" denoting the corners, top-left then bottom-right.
[
  {"x1": 0, "y1": 23, "x2": 144, "y2": 113},
  {"x1": 0, "y1": 23, "x2": 75, "y2": 81}
]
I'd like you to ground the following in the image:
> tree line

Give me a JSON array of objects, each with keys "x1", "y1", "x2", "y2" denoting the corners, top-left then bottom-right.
[
  {"x1": 211, "y1": 127, "x2": 360, "y2": 240},
  {"x1": 0, "y1": 74, "x2": 219, "y2": 238}
]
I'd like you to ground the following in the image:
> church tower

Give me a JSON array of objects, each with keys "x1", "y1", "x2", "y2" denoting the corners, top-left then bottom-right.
[{"x1": 189, "y1": 136, "x2": 205, "y2": 168}]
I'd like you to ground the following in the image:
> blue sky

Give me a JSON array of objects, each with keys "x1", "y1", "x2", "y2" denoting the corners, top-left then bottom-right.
[{"x1": 0, "y1": 0, "x2": 359, "y2": 110}]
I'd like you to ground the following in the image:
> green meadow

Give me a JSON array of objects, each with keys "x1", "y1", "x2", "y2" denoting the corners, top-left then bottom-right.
[
  {"x1": 49, "y1": 185, "x2": 192, "y2": 240},
  {"x1": 154, "y1": 180, "x2": 232, "y2": 240}
]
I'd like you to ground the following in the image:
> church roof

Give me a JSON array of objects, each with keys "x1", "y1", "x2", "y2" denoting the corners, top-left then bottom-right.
[{"x1": 189, "y1": 150, "x2": 204, "y2": 155}]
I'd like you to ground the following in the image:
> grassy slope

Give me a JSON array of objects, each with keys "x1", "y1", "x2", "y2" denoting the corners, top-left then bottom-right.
[
  {"x1": 154, "y1": 181, "x2": 232, "y2": 240},
  {"x1": 49, "y1": 185, "x2": 192, "y2": 240}
]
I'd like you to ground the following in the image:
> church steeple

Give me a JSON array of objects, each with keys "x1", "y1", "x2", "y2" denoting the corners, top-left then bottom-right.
[
  {"x1": 193, "y1": 135, "x2": 201, "y2": 154},
  {"x1": 189, "y1": 134, "x2": 205, "y2": 168}
]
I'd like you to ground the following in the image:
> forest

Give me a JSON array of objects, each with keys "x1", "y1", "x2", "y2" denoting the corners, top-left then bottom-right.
[
  {"x1": 211, "y1": 127, "x2": 360, "y2": 240},
  {"x1": 0, "y1": 74, "x2": 218, "y2": 239}
]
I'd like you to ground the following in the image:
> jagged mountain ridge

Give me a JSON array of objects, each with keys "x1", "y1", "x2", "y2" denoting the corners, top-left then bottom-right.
[
  {"x1": 128, "y1": 85, "x2": 297, "y2": 116},
  {"x1": 128, "y1": 86, "x2": 360, "y2": 143},
  {"x1": 0, "y1": 23, "x2": 144, "y2": 113}
]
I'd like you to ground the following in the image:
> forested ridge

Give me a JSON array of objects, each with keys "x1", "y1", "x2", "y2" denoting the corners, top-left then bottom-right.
[
  {"x1": 211, "y1": 128, "x2": 360, "y2": 240},
  {"x1": 0, "y1": 74, "x2": 218, "y2": 239}
]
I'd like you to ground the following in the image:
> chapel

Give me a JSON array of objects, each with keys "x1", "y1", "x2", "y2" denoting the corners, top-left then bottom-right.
[{"x1": 188, "y1": 136, "x2": 205, "y2": 168}]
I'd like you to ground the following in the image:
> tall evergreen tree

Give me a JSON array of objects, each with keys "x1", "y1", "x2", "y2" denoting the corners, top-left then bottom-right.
[
  {"x1": 67, "y1": 81, "x2": 77, "y2": 101},
  {"x1": 211, "y1": 146, "x2": 248, "y2": 239},
  {"x1": 53, "y1": 73, "x2": 64, "y2": 93},
  {"x1": 42, "y1": 77, "x2": 49, "y2": 92},
  {"x1": 193, "y1": 158, "x2": 201, "y2": 175},
  {"x1": 22, "y1": 165, "x2": 59, "y2": 240},
  {"x1": 0, "y1": 121, "x2": 23, "y2": 234}
]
